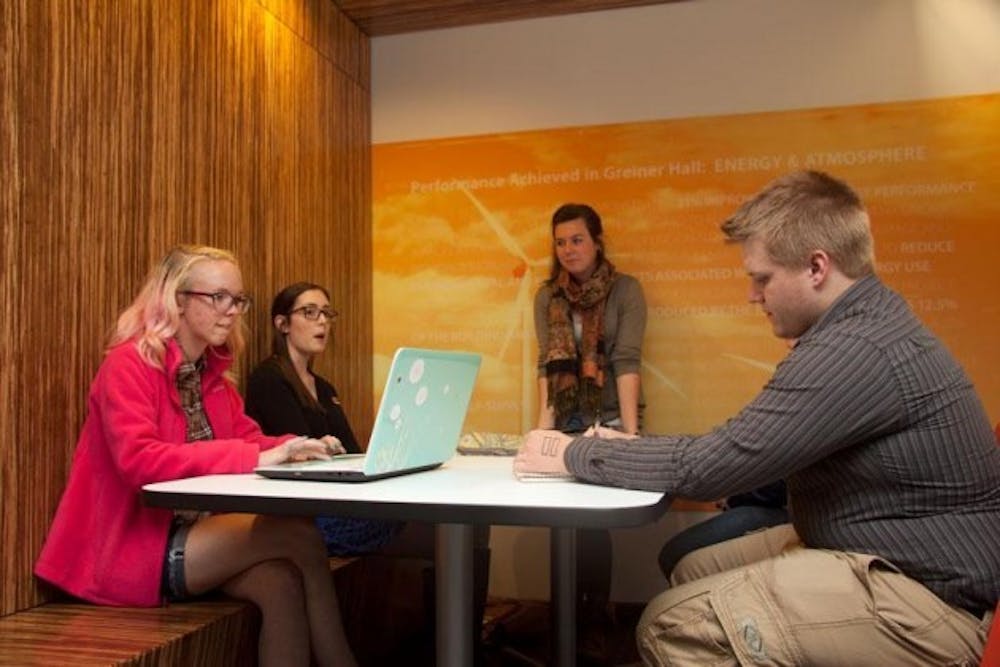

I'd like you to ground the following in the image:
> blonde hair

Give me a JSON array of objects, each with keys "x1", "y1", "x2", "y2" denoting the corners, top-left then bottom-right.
[
  {"x1": 109, "y1": 245, "x2": 246, "y2": 368},
  {"x1": 720, "y1": 170, "x2": 875, "y2": 278}
]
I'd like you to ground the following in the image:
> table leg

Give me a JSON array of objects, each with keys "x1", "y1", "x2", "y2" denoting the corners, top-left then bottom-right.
[
  {"x1": 436, "y1": 522, "x2": 473, "y2": 667},
  {"x1": 551, "y1": 526, "x2": 577, "y2": 667}
]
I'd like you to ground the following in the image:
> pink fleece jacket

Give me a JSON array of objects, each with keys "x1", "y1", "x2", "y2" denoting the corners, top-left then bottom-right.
[{"x1": 35, "y1": 339, "x2": 289, "y2": 606}]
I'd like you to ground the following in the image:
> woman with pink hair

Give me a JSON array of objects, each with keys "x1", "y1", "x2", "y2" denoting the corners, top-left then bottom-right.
[{"x1": 36, "y1": 245, "x2": 356, "y2": 667}]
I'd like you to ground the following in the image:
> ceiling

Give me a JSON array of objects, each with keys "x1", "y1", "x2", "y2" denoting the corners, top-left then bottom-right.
[{"x1": 333, "y1": 0, "x2": 686, "y2": 36}]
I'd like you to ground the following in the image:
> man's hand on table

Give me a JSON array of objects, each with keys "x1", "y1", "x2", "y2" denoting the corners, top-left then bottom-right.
[
  {"x1": 514, "y1": 426, "x2": 639, "y2": 478},
  {"x1": 513, "y1": 429, "x2": 574, "y2": 476}
]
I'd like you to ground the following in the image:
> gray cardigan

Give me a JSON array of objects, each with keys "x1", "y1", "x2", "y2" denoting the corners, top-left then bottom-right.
[{"x1": 534, "y1": 272, "x2": 647, "y2": 427}]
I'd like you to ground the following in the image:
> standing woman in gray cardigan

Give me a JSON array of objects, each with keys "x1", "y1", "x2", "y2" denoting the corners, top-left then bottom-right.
[
  {"x1": 534, "y1": 203, "x2": 647, "y2": 435},
  {"x1": 532, "y1": 202, "x2": 647, "y2": 659}
]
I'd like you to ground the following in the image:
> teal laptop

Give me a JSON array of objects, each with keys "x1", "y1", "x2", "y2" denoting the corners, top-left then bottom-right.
[{"x1": 254, "y1": 348, "x2": 481, "y2": 482}]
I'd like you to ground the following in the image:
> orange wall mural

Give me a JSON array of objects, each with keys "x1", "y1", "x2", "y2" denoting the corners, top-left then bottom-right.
[{"x1": 373, "y1": 94, "x2": 1000, "y2": 436}]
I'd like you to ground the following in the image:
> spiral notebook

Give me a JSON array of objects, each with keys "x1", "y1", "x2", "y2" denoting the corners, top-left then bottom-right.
[{"x1": 254, "y1": 348, "x2": 481, "y2": 482}]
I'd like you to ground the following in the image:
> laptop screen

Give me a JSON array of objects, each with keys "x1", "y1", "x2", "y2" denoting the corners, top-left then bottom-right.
[{"x1": 365, "y1": 348, "x2": 481, "y2": 476}]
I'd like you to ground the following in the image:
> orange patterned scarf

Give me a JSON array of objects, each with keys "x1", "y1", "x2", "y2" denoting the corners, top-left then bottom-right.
[{"x1": 544, "y1": 260, "x2": 616, "y2": 426}]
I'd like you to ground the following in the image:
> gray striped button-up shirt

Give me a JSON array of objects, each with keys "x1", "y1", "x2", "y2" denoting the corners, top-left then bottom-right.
[{"x1": 565, "y1": 275, "x2": 1000, "y2": 615}]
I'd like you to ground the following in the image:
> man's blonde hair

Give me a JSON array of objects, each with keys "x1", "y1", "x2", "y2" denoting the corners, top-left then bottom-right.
[
  {"x1": 109, "y1": 245, "x2": 246, "y2": 368},
  {"x1": 720, "y1": 170, "x2": 875, "y2": 278}
]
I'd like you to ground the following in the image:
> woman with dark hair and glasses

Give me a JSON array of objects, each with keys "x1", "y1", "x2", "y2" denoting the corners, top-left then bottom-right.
[
  {"x1": 36, "y1": 246, "x2": 358, "y2": 667},
  {"x1": 245, "y1": 282, "x2": 403, "y2": 555},
  {"x1": 246, "y1": 283, "x2": 492, "y2": 659}
]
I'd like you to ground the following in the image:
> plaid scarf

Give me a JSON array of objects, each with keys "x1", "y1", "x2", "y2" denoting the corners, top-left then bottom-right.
[
  {"x1": 175, "y1": 356, "x2": 214, "y2": 442},
  {"x1": 544, "y1": 260, "x2": 616, "y2": 426}
]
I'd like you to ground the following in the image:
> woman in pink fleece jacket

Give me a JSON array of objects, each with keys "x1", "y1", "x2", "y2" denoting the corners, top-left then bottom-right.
[{"x1": 35, "y1": 245, "x2": 357, "y2": 667}]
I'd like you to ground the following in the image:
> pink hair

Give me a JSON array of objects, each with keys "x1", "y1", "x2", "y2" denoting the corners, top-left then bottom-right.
[{"x1": 109, "y1": 245, "x2": 246, "y2": 370}]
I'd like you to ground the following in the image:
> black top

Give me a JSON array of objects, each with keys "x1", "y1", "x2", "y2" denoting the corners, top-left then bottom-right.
[{"x1": 245, "y1": 357, "x2": 361, "y2": 454}]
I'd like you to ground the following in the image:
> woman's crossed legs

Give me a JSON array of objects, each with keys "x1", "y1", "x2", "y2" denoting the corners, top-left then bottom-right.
[{"x1": 182, "y1": 513, "x2": 357, "y2": 667}]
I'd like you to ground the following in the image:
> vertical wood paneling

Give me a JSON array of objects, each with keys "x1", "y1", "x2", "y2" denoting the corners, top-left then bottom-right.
[
  {"x1": 0, "y1": 0, "x2": 22, "y2": 623},
  {"x1": 0, "y1": 0, "x2": 371, "y2": 615},
  {"x1": 262, "y1": 0, "x2": 369, "y2": 88}
]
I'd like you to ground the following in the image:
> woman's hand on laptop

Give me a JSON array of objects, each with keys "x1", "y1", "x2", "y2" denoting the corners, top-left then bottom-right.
[
  {"x1": 320, "y1": 435, "x2": 346, "y2": 456},
  {"x1": 258, "y1": 436, "x2": 334, "y2": 466},
  {"x1": 514, "y1": 429, "x2": 573, "y2": 476}
]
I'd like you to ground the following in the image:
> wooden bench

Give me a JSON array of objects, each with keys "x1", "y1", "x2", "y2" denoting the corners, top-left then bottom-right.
[
  {"x1": 0, "y1": 557, "x2": 360, "y2": 666},
  {"x1": 0, "y1": 598, "x2": 259, "y2": 666}
]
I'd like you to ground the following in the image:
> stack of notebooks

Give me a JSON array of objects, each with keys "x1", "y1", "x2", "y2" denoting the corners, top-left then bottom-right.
[
  {"x1": 457, "y1": 431, "x2": 576, "y2": 481},
  {"x1": 458, "y1": 431, "x2": 574, "y2": 482},
  {"x1": 512, "y1": 468, "x2": 575, "y2": 482},
  {"x1": 457, "y1": 431, "x2": 523, "y2": 456}
]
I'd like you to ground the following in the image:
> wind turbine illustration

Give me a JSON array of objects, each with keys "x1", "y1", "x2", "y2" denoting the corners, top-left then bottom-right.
[
  {"x1": 460, "y1": 187, "x2": 548, "y2": 432},
  {"x1": 721, "y1": 354, "x2": 778, "y2": 374},
  {"x1": 722, "y1": 336, "x2": 796, "y2": 375}
]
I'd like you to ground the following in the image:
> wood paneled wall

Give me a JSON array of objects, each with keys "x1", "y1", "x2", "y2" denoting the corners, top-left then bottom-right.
[{"x1": 0, "y1": 0, "x2": 371, "y2": 615}]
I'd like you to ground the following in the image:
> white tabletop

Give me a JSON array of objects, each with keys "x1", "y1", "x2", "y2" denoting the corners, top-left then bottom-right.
[{"x1": 143, "y1": 455, "x2": 669, "y2": 528}]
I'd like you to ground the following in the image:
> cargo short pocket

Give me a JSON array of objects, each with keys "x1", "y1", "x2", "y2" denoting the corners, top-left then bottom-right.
[
  {"x1": 638, "y1": 602, "x2": 736, "y2": 666},
  {"x1": 708, "y1": 548, "x2": 876, "y2": 666},
  {"x1": 860, "y1": 557, "x2": 983, "y2": 665},
  {"x1": 709, "y1": 569, "x2": 804, "y2": 666}
]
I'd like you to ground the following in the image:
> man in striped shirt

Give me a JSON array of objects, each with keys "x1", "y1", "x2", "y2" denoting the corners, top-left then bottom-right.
[{"x1": 515, "y1": 170, "x2": 999, "y2": 666}]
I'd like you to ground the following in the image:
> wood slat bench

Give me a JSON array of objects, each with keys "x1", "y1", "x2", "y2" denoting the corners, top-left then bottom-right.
[
  {"x1": 0, "y1": 599, "x2": 259, "y2": 666},
  {"x1": 0, "y1": 557, "x2": 360, "y2": 667}
]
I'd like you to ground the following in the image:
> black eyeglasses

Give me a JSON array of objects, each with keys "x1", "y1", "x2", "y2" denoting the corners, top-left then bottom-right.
[
  {"x1": 180, "y1": 290, "x2": 252, "y2": 314},
  {"x1": 290, "y1": 305, "x2": 338, "y2": 322}
]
